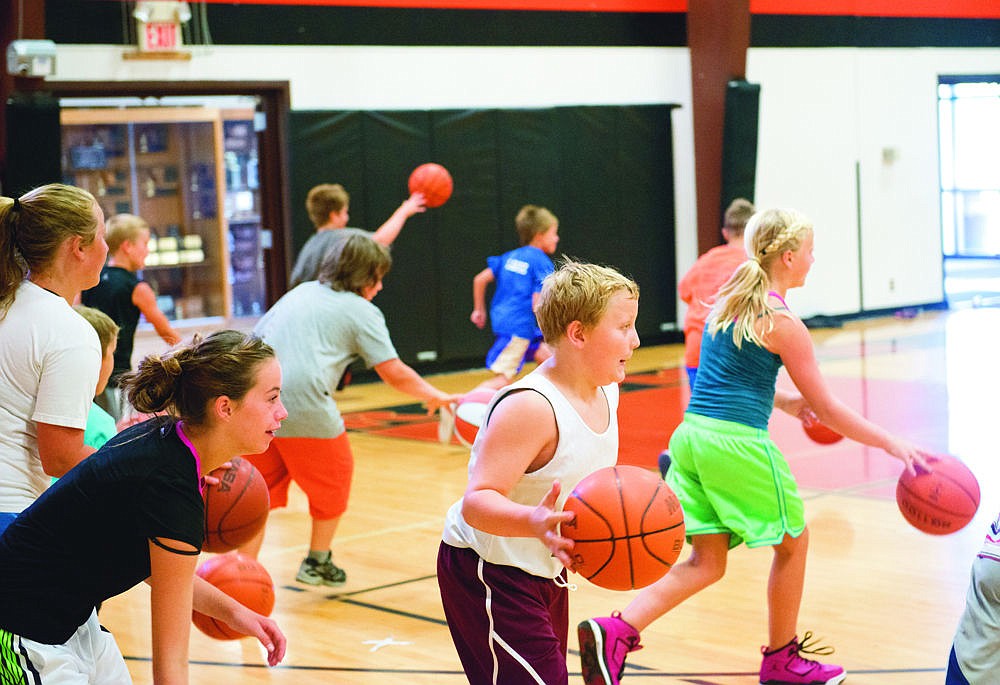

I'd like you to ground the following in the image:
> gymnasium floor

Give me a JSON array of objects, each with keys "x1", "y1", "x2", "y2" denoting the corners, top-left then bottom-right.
[{"x1": 110, "y1": 307, "x2": 999, "y2": 684}]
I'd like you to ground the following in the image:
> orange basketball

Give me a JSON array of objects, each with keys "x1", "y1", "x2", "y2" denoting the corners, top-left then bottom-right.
[
  {"x1": 896, "y1": 454, "x2": 980, "y2": 535},
  {"x1": 801, "y1": 415, "x2": 843, "y2": 444},
  {"x1": 561, "y1": 465, "x2": 685, "y2": 591},
  {"x1": 408, "y1": 163, "x2": 453, "y2": 208},
  {"x1": 192, "y1": 553, "x2": 275, "y2": 640},
  {"x1": 203, "y1": 456, "x2": 270, "y2": 553},
  {"x1": 453, "y1": 389, "x2": 496, "y2": 446}
]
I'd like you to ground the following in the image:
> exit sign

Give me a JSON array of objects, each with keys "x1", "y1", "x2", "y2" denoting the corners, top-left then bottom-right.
[{"x1": 141, "y1": 22, "x2": 180, "y2": 51}]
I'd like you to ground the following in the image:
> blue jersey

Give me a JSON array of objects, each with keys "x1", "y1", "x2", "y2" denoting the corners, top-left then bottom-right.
[{"x1": 487, "y1": 245, "x2": 553, "y2": 339}]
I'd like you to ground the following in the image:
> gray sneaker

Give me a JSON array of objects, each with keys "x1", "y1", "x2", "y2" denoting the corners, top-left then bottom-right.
[{"x1": 296, "y1": 555, "x2": 347, "y2": 586}]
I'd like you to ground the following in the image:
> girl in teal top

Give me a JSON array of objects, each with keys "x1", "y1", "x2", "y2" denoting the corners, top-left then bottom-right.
[{"x1": 579, "y1": 208, "x2": 934, "y2": 685}]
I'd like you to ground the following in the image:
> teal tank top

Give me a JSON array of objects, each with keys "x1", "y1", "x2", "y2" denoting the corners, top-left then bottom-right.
[{"x1": 686, "y1": 296, "x2": 786, "y2": 430}]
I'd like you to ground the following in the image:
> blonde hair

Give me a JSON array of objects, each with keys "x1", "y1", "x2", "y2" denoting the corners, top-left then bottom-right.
[
  {"x1": 723, "y1": 198, "x2": 756, "y2": 234},
  {"x1": 515, "y1": 205, "x2": 558, "y2": 246},
  {"x1": 106, "y1": 214, "x2": 149, "y2": 253},
  {"x1": 306, "y1": 184, "x2": 349, "y2": 228},
  {"x1": 120, "y1": 330, "x2": 274, "y2": 426},
  {"x1": 707, "y1": 208, "x2": 813, "y2": 348},
  {"x1": 0, "y1": 184, "x2": 99, "y2": 318},
  {"x1": 534, "y1": 257, "x2": 639, "y2": 343},
  {"x1": 73, "y1": 305, "x2": 120, "y2": 355}
]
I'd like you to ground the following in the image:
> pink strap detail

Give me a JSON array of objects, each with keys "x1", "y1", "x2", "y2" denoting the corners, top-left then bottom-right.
[
  {"x1": 767, "y1": 290, "x2": 790, "y2": 310},
  {"x1": 175, "y1": 422, "x2": 205, "y2": 496}
]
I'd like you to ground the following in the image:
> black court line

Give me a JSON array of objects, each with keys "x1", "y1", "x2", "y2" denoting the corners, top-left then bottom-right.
[
  {"x1": 278, "y1": 572, "x2": 438, "y2": 600},
  {"x1": 121, "y1": 654, "x2": 947, "y2": 679}
]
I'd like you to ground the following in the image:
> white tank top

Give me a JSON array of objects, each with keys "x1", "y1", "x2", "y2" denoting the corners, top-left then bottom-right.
[{"x1": 441, "y1": 371, "x2": 619, "y2": 578}]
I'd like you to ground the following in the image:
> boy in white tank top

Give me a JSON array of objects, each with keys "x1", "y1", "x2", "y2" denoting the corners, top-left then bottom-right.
[{"x1": 438, "y1": 259, "x2": 640, "y2": 685}]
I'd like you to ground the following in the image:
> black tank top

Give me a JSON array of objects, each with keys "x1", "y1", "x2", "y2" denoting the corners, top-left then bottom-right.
[{"x1": 81, "y1": 265, "x2": 140, "y2": 380}]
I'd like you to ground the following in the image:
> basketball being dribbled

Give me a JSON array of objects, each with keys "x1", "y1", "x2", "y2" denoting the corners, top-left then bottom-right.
[
  {"x1": 203, "y1": 456, "x2": 270, "y2": 553},
  {"x1": 561, "y1": 465, "x2": 685, "y2": 591},
  {"x1": 192, "y1": 553, "x2": 275, "y2": 640},
  {"x1": 408, "y1": 163, "x2": 453, "y2": 208},
  {"x1": 802, "y1": 415, "x2": 843, "y2": 445},
  {"x1": 453, "y1": 389, "x2": 496, "y2": 446},
  {"x1": 896, "y1": 454, "x2": 980, "y2": 535}
]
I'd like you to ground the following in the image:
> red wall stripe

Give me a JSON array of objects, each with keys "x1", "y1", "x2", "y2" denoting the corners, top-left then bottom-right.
[{"x1": 750, "y1": 0, "x2": 1000, "y2": 19}]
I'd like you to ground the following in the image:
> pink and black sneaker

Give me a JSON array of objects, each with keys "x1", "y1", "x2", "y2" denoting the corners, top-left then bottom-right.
[
  {"x1": 759, "y1": 632, "x2": 846, "y2": 685},
  {"x1": 577, "y1": 612, "x2": 642, "y2": 685}
]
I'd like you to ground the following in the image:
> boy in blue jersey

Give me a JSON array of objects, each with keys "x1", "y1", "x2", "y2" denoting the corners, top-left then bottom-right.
[{"x1": 470, "y1": 205, "x2": 560, "y2": 392}]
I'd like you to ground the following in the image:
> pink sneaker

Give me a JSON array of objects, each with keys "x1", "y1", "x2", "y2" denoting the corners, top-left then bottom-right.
[
  {"x1": 759, "y1": 632, "x2": 847, "y2": 685},
  {"x1": 577, "y1": 612, "x2": 642, "y2": 685}
]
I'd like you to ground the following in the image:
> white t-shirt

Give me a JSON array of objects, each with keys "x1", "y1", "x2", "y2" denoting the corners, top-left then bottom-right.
[{"x1": 0, "y1": 282, "x2": 100, "y2": 512}]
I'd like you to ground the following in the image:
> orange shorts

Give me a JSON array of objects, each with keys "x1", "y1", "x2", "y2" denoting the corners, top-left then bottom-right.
[{"x1": 244, "y1": 434, "x2": 354, "y2": 520}]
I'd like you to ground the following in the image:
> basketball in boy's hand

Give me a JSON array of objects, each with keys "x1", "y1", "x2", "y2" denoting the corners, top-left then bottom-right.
[
  {"x1": 896, "y1": 454, "x2": 980, "y2": 535},
  {"x1": 454, "y1": 389, "x2": 496, "y2": 446},
  {"x1": 192, "y1": 553, "x2": 275, "y2": 640},
  {"x1": 408, "y1": 163, "x2": 453, "y2": 208},
  {"x1": 802, "y1": 415, "x2": 843, "y2": 444},
  {"x1": 561, "y1": 465, "x2": 685, "y2": 591},
  {"x1": 203, "y1": 456, "x2": 270, "y2": 553}
]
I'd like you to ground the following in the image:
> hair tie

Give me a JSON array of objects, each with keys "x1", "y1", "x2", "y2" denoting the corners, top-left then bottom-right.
[
  {"x1": 11, "y1": 198, "x2": 20, "y2": 212},
  {"x1": 162, "y1": 356, "x2": 182, "y2": 377}
]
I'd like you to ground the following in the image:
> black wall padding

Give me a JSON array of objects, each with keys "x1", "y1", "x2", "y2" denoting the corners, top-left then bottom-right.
[
  {"x1": 289, "y1": 104, "x2": 679, "y2": 369},
  {"x1": 5, "y1": 94, "x2": 62, "y2": 197},
  {"x1": 720, "y1": 80, "x2": 761, "y2": 216}
]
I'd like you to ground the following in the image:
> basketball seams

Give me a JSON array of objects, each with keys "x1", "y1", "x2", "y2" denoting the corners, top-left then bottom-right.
[
  {"x1": 896, "y1": 456, "x2": 980, "y2": 534},
  {"x1": 564, "y1": 465, "x2": 685, "y2": 590},
  {"x1": 612, "y1": 467, "x2": 638, "y2": 589}
]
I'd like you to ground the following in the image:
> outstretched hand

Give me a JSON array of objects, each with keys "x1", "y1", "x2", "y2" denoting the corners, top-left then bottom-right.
[
  {"x1": 223, "y1": 606, "x2": 287, "y2": 667},
  {"x1": 885, "y1": 435, "x2": 935, "y2": 476},
  {"x1": 402, "y1": 192, "x2": 427, "y2": 217},
  {"x1": 530, "y1": 480, "x2": 577, "y2": 570},
  {"x1": 427, "y1": 393, "x2": 463, "y2": 416}
]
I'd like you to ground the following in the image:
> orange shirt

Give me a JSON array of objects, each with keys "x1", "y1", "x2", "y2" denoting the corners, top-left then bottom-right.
[{"x1": 678, "y1": 243, "x2": 746, "y2": 369}]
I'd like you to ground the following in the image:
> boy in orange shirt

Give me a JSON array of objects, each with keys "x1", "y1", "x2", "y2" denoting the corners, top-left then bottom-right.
[{"x1": 678, "y1": 198, "x2": 755, "y2": 390}]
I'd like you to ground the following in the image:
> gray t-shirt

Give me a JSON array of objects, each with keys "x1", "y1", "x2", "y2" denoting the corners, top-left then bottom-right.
[
  {"x1": 289, "y1": 228, "x2": 373, "y2": 288},
  {"x1": 254, "y1": 281, "x2": 398, "y2": 438},
  {"x1": 951, "y1": 511, "x2": 1000, "y2": 683}
]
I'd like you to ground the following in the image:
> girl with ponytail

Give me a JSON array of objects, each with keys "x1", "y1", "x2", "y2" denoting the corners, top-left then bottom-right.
[{"x1": 0, "y1": 330, "x2": 288, "y2": 683}]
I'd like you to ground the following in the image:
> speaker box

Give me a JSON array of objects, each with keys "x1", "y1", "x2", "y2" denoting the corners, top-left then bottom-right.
[
  {"x1": 5, "y1": 93, "x2": 62, "y2": 196},
  {"x1": 720, "y1": 80, "x2": 760, "y2": 215}
]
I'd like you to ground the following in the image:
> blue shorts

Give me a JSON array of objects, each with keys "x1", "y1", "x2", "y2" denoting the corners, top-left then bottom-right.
[
  {"x1": 486, "y1": 335, "x2": 542, "y2": 379},
  {"x1": 437, "y1": 543, "x2": 569, "y2": 685},
  {"x1": 0, "y1": 512, "x2": 16, "y2": 536},
  {"x1": 946, "y1": 645, "x2": 970, "y2": 685}
]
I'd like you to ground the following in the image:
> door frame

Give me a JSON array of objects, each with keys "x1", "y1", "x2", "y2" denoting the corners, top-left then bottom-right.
[{"x1": 47, "y1": 80, "x2": 292, "y2": 308}]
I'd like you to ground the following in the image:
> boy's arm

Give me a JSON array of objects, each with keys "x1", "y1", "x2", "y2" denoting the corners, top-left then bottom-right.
[
  {"x1": 371, "y1": 193, "x2": 427, "y2": 247},
  {"x1": 373, "y1": 358, "x2": 461, "y2": 414},
  {"x1": 677, "y1": 259, "x2": 699, "y2": 304},
  {"x1": 132, "y1": 282, "x2": 182, "y2": 346},
  {"x1": 36, "y1": 423, "x2": 95, "y2": 477},
  {"x1": 471, "y1": 267, "x2": 494, "y2": 328},
  {"x1": 460, "y1": 390, "x2": 576, "y2": 567}
]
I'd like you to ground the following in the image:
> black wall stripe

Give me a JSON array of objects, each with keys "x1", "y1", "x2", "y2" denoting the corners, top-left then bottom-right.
[
  {"x1": 752, "y1": 15, "x2": 1000, "y2": 48},
  {"x1": 47, "y1": 3, "x2": 687, "y2": 47},
  {"x1": 47, "y1": 2, "x2": 998, "y2": 48}
]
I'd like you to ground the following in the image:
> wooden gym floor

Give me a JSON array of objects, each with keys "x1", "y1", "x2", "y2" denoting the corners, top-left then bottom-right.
[{"x1": 109, "y1": 307, "x2": 999, "y2": 684}]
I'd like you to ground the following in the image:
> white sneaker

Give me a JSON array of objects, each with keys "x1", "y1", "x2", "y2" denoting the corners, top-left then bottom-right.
[{"x1": 437, "y1": 404, "x2": 456, "y2": 444}]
